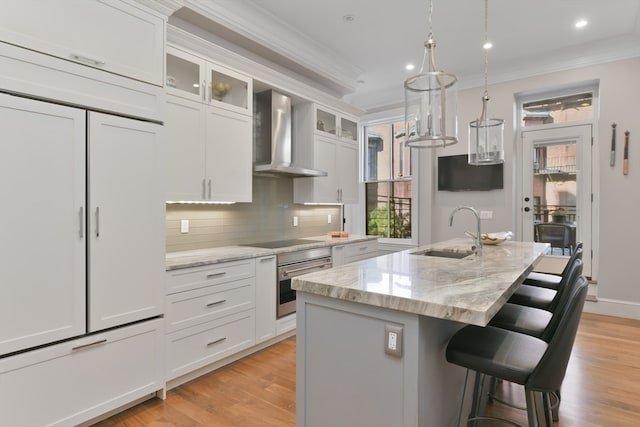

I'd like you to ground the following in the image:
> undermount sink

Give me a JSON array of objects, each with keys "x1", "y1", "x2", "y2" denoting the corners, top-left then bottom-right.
[{"x1": 411, "y1": 249, "x2": 475, "y2": 259}]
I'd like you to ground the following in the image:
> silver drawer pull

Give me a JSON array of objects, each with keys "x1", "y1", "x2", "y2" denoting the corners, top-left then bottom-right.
[
  {"x1": 207, "y1": 337, "x2": 226, "y2": 346},
  {"x1": 206, "y1": 271, "x2": 226, "y2": 278},
  {"x1": 260, "y1": 257, "x2": 275, "y2": 262},
  {"x1": 72, "y1": 338, "x2": 107, "y2": 351},
  {"x1": 70, "y1": 54, "x2": 105, "y2": 67},
  {"x1": 206, "y1": 299, "x2": 226, "y2": 307},
  {"x1": 359, "y1": 246, "x2": 367, "y2": 251}
]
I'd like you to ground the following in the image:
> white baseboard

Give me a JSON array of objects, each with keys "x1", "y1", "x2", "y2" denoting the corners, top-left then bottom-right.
[{"x1": 584, "y1": 298, "x2": 640, "y2": 320}]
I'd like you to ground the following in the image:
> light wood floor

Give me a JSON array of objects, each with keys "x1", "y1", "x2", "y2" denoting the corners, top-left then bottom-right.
[{"x1": 93, "y1": 312, "x2": 640, "y2": 426}]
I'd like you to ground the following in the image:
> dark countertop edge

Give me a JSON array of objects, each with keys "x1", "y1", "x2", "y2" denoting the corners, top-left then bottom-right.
[{"x1": 166, "y1": 235, "x2": 378, "y2": 271}]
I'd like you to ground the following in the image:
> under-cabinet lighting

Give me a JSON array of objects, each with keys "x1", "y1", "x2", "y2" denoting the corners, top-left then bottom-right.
[
  {"x1": 166, "y1": 201, "x2": 236, "y2": 205},
  {"x1": 303, "y1": 202, "x2": 343, "y2": 206},
  {"x1": 575, "y1": 19, "x2": 588, "y2": 29}
]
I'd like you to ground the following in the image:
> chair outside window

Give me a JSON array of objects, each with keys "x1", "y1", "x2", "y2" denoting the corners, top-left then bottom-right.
[{"x1": 534, "y1": 223, "x2": 574, "y2": 255}]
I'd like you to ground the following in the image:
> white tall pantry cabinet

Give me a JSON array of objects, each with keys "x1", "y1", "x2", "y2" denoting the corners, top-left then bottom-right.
[
  {"x1": 0, "y1": 94, "x2": 87, "y2": 356},
  {"x1": 0, "y1": 1, "x2": 167, "y2": 425}
]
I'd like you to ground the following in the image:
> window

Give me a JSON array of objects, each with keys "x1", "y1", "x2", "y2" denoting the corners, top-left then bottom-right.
[
  {"x1": 522, "y1": 92, "x2": 593, "y2": 126},
  {"x1": 364, "y1": 121, "x2": 412, "y2": 239}
]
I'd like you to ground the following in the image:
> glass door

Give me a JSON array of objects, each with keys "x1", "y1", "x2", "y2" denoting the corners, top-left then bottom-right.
[{"x1": 521, "y1": 124, "x2": 592, "y2": 276}]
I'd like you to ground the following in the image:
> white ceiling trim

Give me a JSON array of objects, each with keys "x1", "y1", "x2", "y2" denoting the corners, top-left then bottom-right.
[{"x1": 182, "y1": 0, "x2": 362, "y2": 94}]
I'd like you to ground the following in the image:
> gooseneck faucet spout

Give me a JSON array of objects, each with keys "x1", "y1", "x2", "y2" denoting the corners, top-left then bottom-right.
[{"x1": 449, "y1": 206, "x2": 483, "y2": 254}]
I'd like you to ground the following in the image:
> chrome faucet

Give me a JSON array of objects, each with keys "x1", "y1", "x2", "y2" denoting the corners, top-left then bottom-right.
[{"x1": 449, "y1": 206, "x2": 483, "y2": 255}]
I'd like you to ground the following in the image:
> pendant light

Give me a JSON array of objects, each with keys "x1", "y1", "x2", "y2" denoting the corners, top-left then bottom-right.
[
  {"x1": 468, "y1": 0, "x2": 504, "y2": 165},
  {"x1": 404, "y1": 0, "x2": 458, "y2": 148}
]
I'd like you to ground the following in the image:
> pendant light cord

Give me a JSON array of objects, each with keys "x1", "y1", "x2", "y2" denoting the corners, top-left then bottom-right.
[{"x1": 483, "y1": 0, "x2": 489, "y2": 99}]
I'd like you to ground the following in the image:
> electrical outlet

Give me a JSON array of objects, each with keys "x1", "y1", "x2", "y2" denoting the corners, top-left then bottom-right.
[
  {"x1": 384, "y1": 325, "x2": 403, "y2": 357},
  {"x1": 328, "y1": 214, "x2": 332, "y2": 224},
  {"x1": 293, "y1": 216, "x2": 299, "y2": 227},
  {"x1": 480, "y1": 210, "x2": 493, "y2": 220},
  {"x1": 180, "y1": 219, "x2": 189, "y2": 233}
]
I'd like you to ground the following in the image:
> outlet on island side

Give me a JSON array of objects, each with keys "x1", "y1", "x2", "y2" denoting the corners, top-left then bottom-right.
[
  {"x1": 180, "y1": 219, "x2": 189, "y2": 233},
  {"x1": 384, "y1": 324, "x2": 403, "y2": 357}
]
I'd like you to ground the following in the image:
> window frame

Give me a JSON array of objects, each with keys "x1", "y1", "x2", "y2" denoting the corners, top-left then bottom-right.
[{"x1": 362, "y1": 116, "x2": 418, "y2": 245}]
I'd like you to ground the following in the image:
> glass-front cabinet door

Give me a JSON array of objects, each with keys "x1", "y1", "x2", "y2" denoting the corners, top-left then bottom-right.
[
  {"x1": 207, "y1": 64, "x2": 252, "y2": 114},
  {"x1": 166, "y1": 47, "x2": 205, "y2": 102},
  {"x1": 315, "y1": 106, "x2": 358, "y2": 142},
  {"x1": 165, "y1": 46, "x2": 252, "y2": 114}
]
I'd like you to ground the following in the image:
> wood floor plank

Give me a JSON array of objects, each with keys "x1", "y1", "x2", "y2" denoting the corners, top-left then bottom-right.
[{"x1": 92, "y1": 312, "x2": 640, "y2": 426}]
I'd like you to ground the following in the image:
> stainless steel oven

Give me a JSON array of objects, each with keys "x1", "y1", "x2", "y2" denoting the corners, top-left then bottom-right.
[{"x1": 277, "y1": 246, "x2": 332, "y2": 318}]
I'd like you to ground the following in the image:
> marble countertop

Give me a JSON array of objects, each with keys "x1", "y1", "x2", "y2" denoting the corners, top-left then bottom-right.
[
  {"x1": 166, "y1": 234, "x2": 377, "y2": 271},
  {"x1": 292, "y1": 238, "x2": 549, "y2": 326}
]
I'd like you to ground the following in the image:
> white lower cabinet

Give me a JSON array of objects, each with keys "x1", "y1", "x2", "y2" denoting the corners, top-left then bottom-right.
[
  {"x1": 0, "y1": 318, "x2": 164, "y2": 427},
  {"x1": 255, "y1": 255, "x2": 277, "y2": 343},
  {"x1": 166, "y1": 310, "x2": 255, "y2": 381},
  {"x1": 332, "y1": 239, "x2": 379, "y2": 267},
  {"x1": 165, "y1": 259, "x2": 258, "y2": 381}
]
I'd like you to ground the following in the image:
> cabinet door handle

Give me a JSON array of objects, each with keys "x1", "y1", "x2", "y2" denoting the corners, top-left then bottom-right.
[
  {"x1": 95, "y1": 207, "x2": 100, "y2": 237},
  {"x1": 78, "y1": 207, "x2": 84, "y2": 238},
  {"x1": 202, "y1": 178, "x2": 206, "y2": 199},
  {"x1": 70, "y1": 54, "x2": 105, "y2": 67},
  {"x1": 207, "y1": 337, "x2": 226, "y2": 346},
  {"x1": 202, "y1": 80, "x2": 206, "y2": 102},
  {"x1": 206, "y1": 299, "x2": 227, "y2": 307},
  {"x1": 208, "y1": 179, "x2": 212, "y2": 200},
  {"x1": 206, "y1": 271, "x2": 226, "y2": 278},
  {"x1": 260, "y1": 256, "x2": 275, "y2": 262},
  {"x1": 72, "y1": 338, "x2": 107, "y2": 351}
]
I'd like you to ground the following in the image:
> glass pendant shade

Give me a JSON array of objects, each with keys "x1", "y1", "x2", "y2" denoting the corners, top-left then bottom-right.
[
  {"x1": 405, "y1": 41, "x2": 458, "y2": 148},
  {"x1": 468, "y1": 0, "x2": 504, "y2": 165},
  {"x1": 468, "y1": 96, "x2": 504, "y2": 164}
]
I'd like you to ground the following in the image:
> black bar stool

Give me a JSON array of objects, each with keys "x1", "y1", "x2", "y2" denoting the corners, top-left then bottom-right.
[
  {"x1": 524, "y1": 242, "x2": 583, "y2": 290},
  {"x1": 445, "y1": 276, "x2": 588, "y2": 427},
  {"x1": 508, "y1": 248, "x2": 582, "y2": 312}
]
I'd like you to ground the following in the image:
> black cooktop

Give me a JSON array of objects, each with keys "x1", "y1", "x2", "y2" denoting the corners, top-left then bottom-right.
[{"x1": 242, "y1": 239, "x2": 321, "y2": 249}]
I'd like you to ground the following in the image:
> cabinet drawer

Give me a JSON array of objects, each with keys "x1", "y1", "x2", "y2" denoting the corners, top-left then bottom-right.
[
  {"x1": 344, "y1": 240, "x2": 378, "y2": 262},
  {"x1": 166, "y1": 277, "x2": 255, "y2": 333},
  {"x1": 166, "y1": 310, "x2": 255, "y2": 380},
  {"x1": 0, "y1": 318, "x2": 163, "y2": 427},
  {"x1": 166, "y1": 258, "x2": 256, "y2": 294}
]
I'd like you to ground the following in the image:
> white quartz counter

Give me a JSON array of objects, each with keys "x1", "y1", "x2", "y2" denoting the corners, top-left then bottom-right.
[
  {"x1": 292, "y1": 238, "x2": 549, "y2": 326},
  {"x1": 166, "y1": 235, "x2": 377, "y2": 271}
]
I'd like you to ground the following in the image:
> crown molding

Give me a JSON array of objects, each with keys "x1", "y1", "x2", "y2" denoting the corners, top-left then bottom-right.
[
  {"x1": 179, "y1": 0, "x2": 361, "y2": 96},
  {"x1": 167, "y1": 25, "x2": 363, "y2": 117}
]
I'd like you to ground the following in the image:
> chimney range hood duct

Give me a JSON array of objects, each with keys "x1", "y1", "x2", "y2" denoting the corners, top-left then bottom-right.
[{"x1": 253, "y1": 90, "x2": 328, "y2": 178}]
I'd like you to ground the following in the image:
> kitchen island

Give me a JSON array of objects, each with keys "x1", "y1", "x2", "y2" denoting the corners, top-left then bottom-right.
[{"x1": 292, "y1": 238, "x2": 549, "y2": 427}]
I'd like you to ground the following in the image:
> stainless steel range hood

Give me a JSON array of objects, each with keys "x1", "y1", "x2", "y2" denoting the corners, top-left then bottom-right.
[{"x1": 253, "y1": 90, "x2": 327, "y2": 177}]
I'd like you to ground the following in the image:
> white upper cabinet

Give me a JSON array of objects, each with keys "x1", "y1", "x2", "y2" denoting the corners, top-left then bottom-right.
[
  {"x1": 315, "y1": 106, "x2": 359, "y2": 143},
  {"x1": 293, "y1": 103, "x2": 360, "y2": 204},
  {"x1": 165, "y1": 46, "x2": 253, "y2": 203},
  {"x1": 166, "y1": 47, "x2": 252, "y2": 114},
  {"x1": 0, "y1": 94, "x2": 86, "y2": 356},
  {"x1": 87, "y1": 112, "x2": 165, "y2": 332},
  {"x1": 0, "y1": 0, "x2": 165, "y2": 86}
]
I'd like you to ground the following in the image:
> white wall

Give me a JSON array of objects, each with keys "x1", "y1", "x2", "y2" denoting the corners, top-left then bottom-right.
[{"x1": 426, "y1": 57, "x2": 640, "y2": 312}]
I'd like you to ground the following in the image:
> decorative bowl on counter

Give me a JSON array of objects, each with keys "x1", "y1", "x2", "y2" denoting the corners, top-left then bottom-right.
[{"x1": 466, "y1": 231, "x2": 513, "y2": 245}]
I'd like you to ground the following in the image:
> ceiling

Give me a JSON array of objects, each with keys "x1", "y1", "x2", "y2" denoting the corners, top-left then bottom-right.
[{"x1": 168, "y1": 0, "x2": 640, "y2": 113}]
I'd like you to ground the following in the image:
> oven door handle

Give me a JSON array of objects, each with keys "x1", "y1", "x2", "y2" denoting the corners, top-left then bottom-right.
[{"x1": 282, "y1": 262, "x2": 331, "y2": 277}]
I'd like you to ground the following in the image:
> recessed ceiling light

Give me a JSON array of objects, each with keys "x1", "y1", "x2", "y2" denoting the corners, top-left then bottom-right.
[
  {"x1": 405, "y1": 63, "x2": 415, "y2": 71},
  {"x1": 483, "y1": 41, "x2": 493, "y2": 50},
  {"x1": 343, "y1": 14, "x2": 355, "y2": 23},
  {"x1": 575, "y1": 19, "x2": 588, "y2": 29}
]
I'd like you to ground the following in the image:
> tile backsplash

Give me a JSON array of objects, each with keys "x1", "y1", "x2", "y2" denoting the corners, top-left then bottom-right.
[{"x1": 166, "y1": 176, "x2": 342, "y2": 252}]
